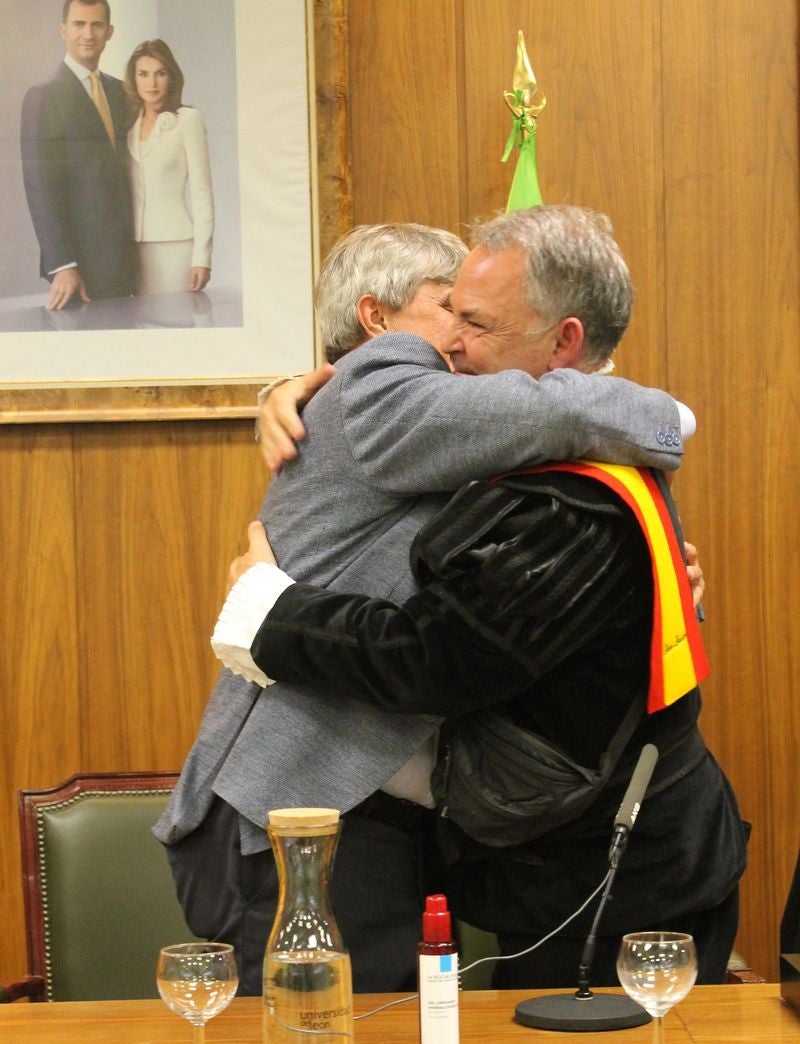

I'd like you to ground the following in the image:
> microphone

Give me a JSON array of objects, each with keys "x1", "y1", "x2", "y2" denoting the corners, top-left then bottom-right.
[
  {"x1": 608, "y1": 744, "x2": 659, "y2": 868},
  {"x1": 515, "y1": 744, "x2": 660, "y2": 1033}
]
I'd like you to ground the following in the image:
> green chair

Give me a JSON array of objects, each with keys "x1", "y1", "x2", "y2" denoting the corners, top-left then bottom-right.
[
  {"x1": 18, "y1": 771, "x2": 199, "y2": 1002},
  {"x1": 456, "y1": 920, "x2": 501, "y2": 990}
]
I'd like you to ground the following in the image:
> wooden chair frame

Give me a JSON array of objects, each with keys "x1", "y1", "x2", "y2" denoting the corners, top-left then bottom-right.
[
  {"x1": 18, "y1": 771, "x2": 180, "y2": 1001},
  {"x1": 0, "y1": 976, "x2": 45, "y2": 1003}
]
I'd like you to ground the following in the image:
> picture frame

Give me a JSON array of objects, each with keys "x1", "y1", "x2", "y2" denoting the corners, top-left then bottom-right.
[{"x1": 0, "y1": 0, "x2": 349, "y2": 424}]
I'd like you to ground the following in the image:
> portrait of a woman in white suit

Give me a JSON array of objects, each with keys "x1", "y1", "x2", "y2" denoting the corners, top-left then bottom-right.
[{"x1": 124, "y1": 39, "x2": 214, "y2": 295}]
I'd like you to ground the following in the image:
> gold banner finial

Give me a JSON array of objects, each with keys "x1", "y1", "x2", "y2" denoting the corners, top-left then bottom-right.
[
  {"x1": 504, "y1": 30, "x2": 546, "y2": 122},
  {"x1": 502, "y1": 30, "x2": 545, "y2": 209}
]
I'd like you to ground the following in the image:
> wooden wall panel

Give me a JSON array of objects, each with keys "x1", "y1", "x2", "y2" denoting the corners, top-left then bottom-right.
[
  {"x1": 0, "y1": 428, "x2": 82, "y2": 987},
  {"x1": 315, "y1": 0, "x2": 354, "y2": 258},
  {"x1": 348, "y1": 0, "x2": 462, "y2": 229},
  {"x1": 660, "y1": 0, "x2": 800, "y2": 981},
  {"x1": 73, "y1": 422, "x2": 265, "y2": 770},
  {"x1": 0, "y1": 428, "x2": 82, "y2": 778}
]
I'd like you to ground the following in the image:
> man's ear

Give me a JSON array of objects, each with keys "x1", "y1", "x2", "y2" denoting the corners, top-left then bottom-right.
[
  {"x1": 355, "y1": 294, "x2": 389, "y2": 338},
  {"x1": 548, "y1": 316, "x2": 585, "y2": 370}
]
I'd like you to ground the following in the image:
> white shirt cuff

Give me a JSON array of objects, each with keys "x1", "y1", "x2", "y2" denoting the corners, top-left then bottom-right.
[
  {"x1": 675, "y1": 400, "x2": 696, "y2": 441},
  {"x1": 210, "y1": 561, "x2": 295, "y2": 687}
]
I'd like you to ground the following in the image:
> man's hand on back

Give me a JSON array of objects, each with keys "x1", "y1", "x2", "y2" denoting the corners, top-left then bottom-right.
[
  {"x1": 257, "y1": 363, "x2": 336, "y2": 473},
  {"x1": 227, "y1": 521, "x2": 277, "y2": 590},
  {"x1": 684, "y1": 541, "x2": 705, "y2": 608}
]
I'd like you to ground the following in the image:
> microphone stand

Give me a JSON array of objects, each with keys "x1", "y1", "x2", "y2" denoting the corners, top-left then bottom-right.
[
  {"x1": 514, "y1": 747, "x2": 659, "y2": 1032},
  {"x1": 573, "y1": 821, "x2": 630, "y2": 997},
  {"x1": 575, "y1": 860, "x2": 620, "y2": 999},
  {"x1": 514, "y1": 852, "x2": 650, "y2": 1031}
]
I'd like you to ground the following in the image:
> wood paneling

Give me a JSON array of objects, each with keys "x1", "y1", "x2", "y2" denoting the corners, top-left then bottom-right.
[
  {"x1": 314, "y1": 0, "x2": 353, "y2": 258},
  {"x1": 659, "y1": 0, "x2": 800, "y2": 982},
  {"x1": 348, "y1": 0, "x2": 462, "y2": 230},
  {"x1": 0, "y1": 421, "x2": 266, "y2": 984},
  {"x1": 0, "y1": 383, "x2": 262, "y2": 425},
  {"x1": 0, "y1": 428, "x2": 82, "y2": 988},
  {"x1": 72, "y1": 422, "x2": 265, "y2": 769}
]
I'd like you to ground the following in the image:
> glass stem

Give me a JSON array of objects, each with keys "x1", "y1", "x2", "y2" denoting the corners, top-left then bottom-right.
[
  {"x1": 652, "y1": 1015, "x2": 665, "y2": 1044},
  {"x1": 192, "y1": 1024, "x2": 205, "y2": 1044}
]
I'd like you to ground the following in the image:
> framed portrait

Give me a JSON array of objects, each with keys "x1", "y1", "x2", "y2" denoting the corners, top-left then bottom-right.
[{"x1": 0, "y1": 0, "x2": 319, "y2": 421}]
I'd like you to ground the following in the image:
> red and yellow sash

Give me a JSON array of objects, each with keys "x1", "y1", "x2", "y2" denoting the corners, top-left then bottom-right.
[{"x1": 503, "y1": 462, "x2": 709, "y2": 712}]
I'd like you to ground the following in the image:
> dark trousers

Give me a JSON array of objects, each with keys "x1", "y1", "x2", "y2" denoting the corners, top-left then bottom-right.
[
  {"x1": 492, "y1": 884, "x2": 740, "y2": 989},
  {"x1": 166, "y1": 795, "x2": 437, "y2": 995}
]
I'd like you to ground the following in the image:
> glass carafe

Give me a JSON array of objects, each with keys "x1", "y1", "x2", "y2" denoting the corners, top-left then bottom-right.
[{"x1": 263, "y1": 807, "x2": 353, "y2": 1042}]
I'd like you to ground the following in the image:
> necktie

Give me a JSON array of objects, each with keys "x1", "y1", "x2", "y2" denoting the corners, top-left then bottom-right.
[{"x1": 90, "y1": 70, "x2": 116, "y2": 148}]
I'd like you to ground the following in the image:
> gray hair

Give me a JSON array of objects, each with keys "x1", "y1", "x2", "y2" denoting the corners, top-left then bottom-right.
[
  {"x1": 470, "y1": 206, "x2": 633, "y2": 367},
  {"x1": 315, "y1": 223, "x2": 467, "y2": 363}
]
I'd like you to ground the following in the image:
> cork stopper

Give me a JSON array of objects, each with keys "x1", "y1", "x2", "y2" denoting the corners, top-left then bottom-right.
[{"x1": 268, "y1": 807, "x2": 340, "y2": 834}]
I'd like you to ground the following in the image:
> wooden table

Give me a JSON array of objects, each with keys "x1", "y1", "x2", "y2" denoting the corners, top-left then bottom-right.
[{"x1": 0, "y1": 984, "x2": 797, "y2": 1042}]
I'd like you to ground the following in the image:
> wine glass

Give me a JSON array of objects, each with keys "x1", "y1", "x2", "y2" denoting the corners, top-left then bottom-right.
[
  {"x1": 617, "y1": 932, "x2": 697, "y2": 1043},
  {"x1": 156, "y1": 942, "x2": 238, "y2": 1043}
]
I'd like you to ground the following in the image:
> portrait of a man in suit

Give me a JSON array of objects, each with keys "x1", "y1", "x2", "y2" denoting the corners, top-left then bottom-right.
[
  {"x1": 1, "y1": 0, "x2": 313, "y2": 384},
  {"x1": 20, "y1": 0, "x2": 137, "y2": 310}
]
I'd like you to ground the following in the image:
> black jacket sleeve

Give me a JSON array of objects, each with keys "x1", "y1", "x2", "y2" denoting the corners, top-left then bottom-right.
[{"x1": 252, "y1": 480, "x2": 650, "y2": 717}]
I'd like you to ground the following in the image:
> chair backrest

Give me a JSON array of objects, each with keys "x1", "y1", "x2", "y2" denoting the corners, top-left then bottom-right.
[
  {"x1": 19, "y1": 771, "x2": 199, "y2": 1002},
  {"x1": 456, "y1": 920, "x2": 500, "y2": 990}
]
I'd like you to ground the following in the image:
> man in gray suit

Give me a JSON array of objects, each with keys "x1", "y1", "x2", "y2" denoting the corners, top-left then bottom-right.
[{"x1": 156, "y1": 212, "x2": 688, "y2": 994}]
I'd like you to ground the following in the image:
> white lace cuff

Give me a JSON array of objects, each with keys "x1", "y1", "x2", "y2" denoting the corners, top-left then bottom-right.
[{"x1": 210, "y1": 562, "x2": 295, "y2": 687}]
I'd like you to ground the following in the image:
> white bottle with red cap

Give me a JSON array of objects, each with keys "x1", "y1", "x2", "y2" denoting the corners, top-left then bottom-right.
[{"x1": 417, "y1": 893, "x2": 460, "y2": 1043}]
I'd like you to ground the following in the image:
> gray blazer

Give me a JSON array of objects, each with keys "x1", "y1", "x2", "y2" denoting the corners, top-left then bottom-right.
[{"x1": 155, "y1": 335, "x2": 683, "y2": 855}]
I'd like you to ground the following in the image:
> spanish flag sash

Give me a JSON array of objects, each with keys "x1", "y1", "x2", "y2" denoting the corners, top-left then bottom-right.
[{"x1": 505, "y1": 462, "x2": 710, "y2": 713}]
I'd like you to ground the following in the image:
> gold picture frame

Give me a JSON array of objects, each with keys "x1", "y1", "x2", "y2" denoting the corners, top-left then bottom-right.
[{"x1": 0, "y1": 0, "x2": 351, "y2": 424}]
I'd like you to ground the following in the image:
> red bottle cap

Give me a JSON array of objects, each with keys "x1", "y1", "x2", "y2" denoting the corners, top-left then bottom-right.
[{"x1": 422, "y1": 893, "x2": 453, "y2": 943}]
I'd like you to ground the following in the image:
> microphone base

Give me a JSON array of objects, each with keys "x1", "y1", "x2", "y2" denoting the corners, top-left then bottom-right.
[{"x1": 515, "y1": 991, "x2": 651, "y2": 1032}]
